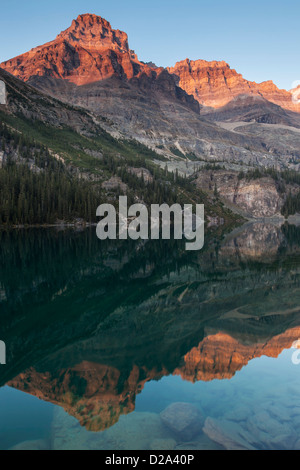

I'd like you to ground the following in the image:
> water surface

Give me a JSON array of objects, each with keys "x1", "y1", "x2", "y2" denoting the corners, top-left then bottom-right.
[{"x1": 0, "y1": 222, "x2": 300, "y2": 450}]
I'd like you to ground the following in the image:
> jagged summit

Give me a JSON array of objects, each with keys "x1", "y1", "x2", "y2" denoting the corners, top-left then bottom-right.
[
  {"x1": 0, "y1": 13, "x2": 144, "y2": 85},
  {"x1": 55, "y1": 13, "x2": 130, "y2": 53}
]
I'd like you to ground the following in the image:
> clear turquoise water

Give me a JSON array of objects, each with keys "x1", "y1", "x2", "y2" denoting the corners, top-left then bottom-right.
[{"x1": 0, "y1": 223, "x2": 300, "y2": 450}]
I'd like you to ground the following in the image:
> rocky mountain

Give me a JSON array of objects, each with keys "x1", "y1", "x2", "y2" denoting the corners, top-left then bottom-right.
[
  {"x1": 168, "y1": 59, "x2": 300, "y2": 114},
  {"x1": 2, "y1": 14, "x2": 300, "y2": 171},
  {"x1": 1, "y1": 14, "x2": 150, "y2": 85},
  {"x1": 0, "y1": 14, "x2": 200, "y2": 123},
  {"x1": 2, "y1": 13, "x2": 300, "y2": 223}
]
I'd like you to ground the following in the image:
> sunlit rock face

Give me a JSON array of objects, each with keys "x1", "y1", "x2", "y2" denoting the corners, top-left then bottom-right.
[
  {"x1": 3, "y1": 14, "x2": 300, "y2": 169},
  {"x1": 0, "y1": 14, "x2": 198, "y2": 111},
  {"x1": 168, "y1": 59, "x2": 300, "y2": 113},
  {"x1": 1, "y1": 14, "x2": 142, "y2": 85},
  {"x1": 2, "y1": 15, "x2": 299, "y2": 115}
]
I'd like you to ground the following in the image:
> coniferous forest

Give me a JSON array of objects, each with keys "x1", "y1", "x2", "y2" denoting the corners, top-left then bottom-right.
[
  {"x1": 0, "y1": 121, "x2": 102, "y2": 225},
  {"x1": 0, "y1": 120, "x2": 205, "y2": 226}
]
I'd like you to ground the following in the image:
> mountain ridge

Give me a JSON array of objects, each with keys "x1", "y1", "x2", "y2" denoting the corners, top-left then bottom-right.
[
  {"x1": 1, "y1": 14, "x2": 300, "y2": 178},
  {"x1": 167, "y1": 58, "x2": 300, "y2": 113},
  {"x1": 1, "y1": 13, "x2": 298, "y2": 114}
]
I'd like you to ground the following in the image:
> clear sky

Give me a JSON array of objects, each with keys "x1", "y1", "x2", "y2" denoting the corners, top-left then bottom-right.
[{"x1": 0, "y1": 0, "x2": 298, "y2": 91}]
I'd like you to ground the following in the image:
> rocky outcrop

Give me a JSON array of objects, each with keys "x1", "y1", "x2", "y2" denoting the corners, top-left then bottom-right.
[
  {"x1": 0, "y1": 68, "x2": 104, "y2": 136},
  {"x1": 5, "y1": 19, "x2": 299, "y2": 118},
  {"x1": 195, "y1": 170, "x2": 285, "y2": 217},
  {"x1": 168, "y1": 59, "x2": 300, "y2": 113},
  {"x1": 127, "y1": 167, "x2": 154, "y2": 183}
]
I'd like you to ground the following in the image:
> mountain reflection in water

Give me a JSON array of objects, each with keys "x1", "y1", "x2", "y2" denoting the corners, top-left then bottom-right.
[{"x1": 0, "y1": 221, "x2": 300, "y2": 449}]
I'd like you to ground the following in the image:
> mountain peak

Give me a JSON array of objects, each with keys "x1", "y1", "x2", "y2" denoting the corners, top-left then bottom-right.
[
  {"x1": 0, "y1": 14, "x2": 139, "y2": 85},
  {"x1": 70, "y1": 13, "x2": 113, "y2": 31},
  {"x1": 56, "y1": 13, "x2": 129, "y2": 53}
]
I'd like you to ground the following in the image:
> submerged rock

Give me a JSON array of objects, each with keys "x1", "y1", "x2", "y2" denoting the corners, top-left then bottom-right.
[
  {"x1": 9, "y1": 439, "x2": 50, "y2": 450},
  {"x1": 52, "y1": 407, "x2": 174, "y2": 450},
  {"x1": 150, "y1": 439, "x2": 177, "y2": 450},
  {"x1": 203, "y1": 417, "x2": 257, "y2": 451},
  {"x1": 160, "y1": 402, "x2": 204, "y2": 441},
  {"x1": 175, "y1": 433, "x2": 224, "y2": 450},
  {"x1": 293, "y1": 439, "x2": 300, "y2": 450},
  {"x1": 246, "y1": 413, "x2": 295, "y2": 450}
]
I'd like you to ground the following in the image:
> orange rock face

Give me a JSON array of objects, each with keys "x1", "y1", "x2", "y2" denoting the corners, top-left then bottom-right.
[
  {"x1": 168, "y1": 59, "x2": 300, "y2": 113},
  {"x1": 1, "y1": 14, "x2": 157, "y2": 86},
  {"x1": 2, "y1": 14, "x2": 298, "y2": 116}
]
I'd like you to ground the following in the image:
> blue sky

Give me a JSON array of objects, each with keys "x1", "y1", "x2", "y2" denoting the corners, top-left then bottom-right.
[{"x1": 0, "y1": 0, "x2": 298, "y2": 91}]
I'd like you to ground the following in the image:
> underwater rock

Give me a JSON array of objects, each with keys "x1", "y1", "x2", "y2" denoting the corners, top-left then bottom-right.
[
  {"x1": 246, "y1": 411, "x2": 292, "y2": 441},
  {"x1": 266, "y1": 403, "x2": 291, "y2": 422},
  {"x1": 267, "y1": 433, "x2": 296, "y2": 451},
  {"x1": 223, "y1": 406, "x2": 250, "y2": 423},
  {"x1": 99, "y1": 412, "x2": 170, "y2": 450},
  {"x1": 52, "y1": 407, "x2": 173, "y2": 450},
  {"x1": 175, "y1": 433, "x2": 224, "y2": 450},
  {"x1": 150, "y1": 439, "x2": 177, "y2": 450},
  {"x1": 293, "y1": 439, "x2": 300, "y2": 450},
  {"x1": 203, "y1": 417, "x2": 257, "y2": 450},
  {"x1": 9, "y1": 439, "x2": 50, "y2": 450},
  {"x1": 160, "y1": 402, "x2": 204, "y2": 441}
]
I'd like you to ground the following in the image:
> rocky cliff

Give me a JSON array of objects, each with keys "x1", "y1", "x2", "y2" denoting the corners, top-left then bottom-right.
[
  {"x1": 195, "y1": 170, "x2": 288, "y2": 218},
  {"x1": 168, "y1": 59, "x2": 300, "y2": 113}
]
